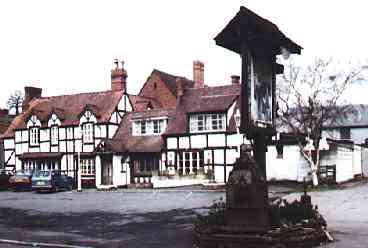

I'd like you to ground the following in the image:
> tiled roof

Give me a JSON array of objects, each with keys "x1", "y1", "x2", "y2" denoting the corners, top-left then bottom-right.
[
  {"x1": 105, "y1": 108, "x2": 175, "y2": 153},
  {"x1": 0, "y1": 115, "x2": 14, "y2": 135},
  {"x1": 324, "y1": 104, "x2": 368, "y2": 127},
  {"x1": 128, "y1": 94, "x2": 161, "y2": 111},
  {"x1": 1, "y1": 90, "x2": 125, "y2": 138},
  {"x1": 165, "y1": 84, "x2": 240, "y2": 134}
]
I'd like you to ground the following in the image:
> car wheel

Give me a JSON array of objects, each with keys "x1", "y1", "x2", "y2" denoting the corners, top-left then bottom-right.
[
  {"x1": 67, "y1": 185, "x2": 73, "y2": 191},
  {"x1": 54, "y1": 185, "x2": 59, "y2": 193}
]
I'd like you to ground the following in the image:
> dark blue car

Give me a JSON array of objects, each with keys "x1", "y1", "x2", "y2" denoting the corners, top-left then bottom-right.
[{"x1": 32, "y1": 170, "x2": 74, "y2": 193}]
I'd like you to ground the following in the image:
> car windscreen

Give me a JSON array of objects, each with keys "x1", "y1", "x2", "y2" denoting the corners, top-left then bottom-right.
[
  {"x1": 15, "y1": 171, "x2": 32, "y2": 176},
  {"x1": 34, "y1": 171, "x2": 51, "y2": 177}
]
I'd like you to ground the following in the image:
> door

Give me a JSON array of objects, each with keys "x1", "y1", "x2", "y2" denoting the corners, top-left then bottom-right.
[{"x1": 101, "y1": 156, "x2": 113, "y2": 185}]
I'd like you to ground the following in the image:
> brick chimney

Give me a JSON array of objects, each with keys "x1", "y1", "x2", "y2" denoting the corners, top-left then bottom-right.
[
  {"x1": 111, "y1": 59, "x2": 127, "y2": 92},
  {"x1": 193, "y1": 60, "x2": 204, "y2": 89},
  {"x1": 231, "y1": 75, "x2": 240, "y2": 84},
  {"x1": 22, "y1": 86, "x2": 42, "y2": 112},
  {"x1": 176, "y1": 78, "x2": 184, "y2": 98}
]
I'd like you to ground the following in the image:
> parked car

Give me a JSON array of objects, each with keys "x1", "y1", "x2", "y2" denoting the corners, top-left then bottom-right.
[
  {"x1": 32, "y1": 170, "x2": 74, "y2": 192},
  {"x1": 0, "y1": 169, "x2": 13, "y2": 190},
  {"x1": 8, "y1": 170, "x2": 33, "y2": 191}
]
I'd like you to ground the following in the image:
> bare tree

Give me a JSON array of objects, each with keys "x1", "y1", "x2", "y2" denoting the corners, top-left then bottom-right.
[
  {"x1": 277, "y1": 57, "x2": 367, "y2": 186},
  {"x1": 6, "y1": 90, "x2": 24, "y2": 115}
]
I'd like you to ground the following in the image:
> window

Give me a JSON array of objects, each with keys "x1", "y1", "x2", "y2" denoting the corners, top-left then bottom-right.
[
  {"x1": 50, "y1": 126, "x2": 59, "y2": 145},
  {"x1": 340, "y1": 127, "x2": 351, "y2": 140},
  {"x1": 29, "y1": 127, "x2": 40, "y2": 146},
  {"x1": 80, "y1": 159, "x2": 95, "y2": 175},
  {"x1": 133, "y1": 119, "x2": 167, "y2": 136},
  {"x1": 276, "y1": 144, "x2": 284, "y2": 159},
  {"x1": 190, "y1": 113, "x2": 226, "y2": 132},
  {"x1": 83, "y1": 123, "x2": 94, "y2": 143}
]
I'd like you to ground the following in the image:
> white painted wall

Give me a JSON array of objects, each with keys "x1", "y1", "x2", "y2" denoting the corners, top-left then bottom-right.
[
  {"x1": 167, "y1": 137, "x2": 177, "y2": 149},
  {"x1": 266, "y1": 144, "x2": 310, "y2": 182},
  {"x1": 191, "y1": 134, "x2": 206, "y2": 148},
  {"x1": 179, "y1": 137, "x2": 190, "y2": 149},
  {"x1": 208, "y1": 134, "x2": 225, "y2": 147}
]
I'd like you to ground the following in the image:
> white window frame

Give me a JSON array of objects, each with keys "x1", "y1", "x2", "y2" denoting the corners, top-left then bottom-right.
[
  {"x1": 133, "y1": 118, "x2": 167, "y2": 136},
  {"x1": 80, "y1": 158, "x2": 95, "y2": 175},
  {"x1": 190, "y1": 113, "x2": 226, "y2": 133},
  {"x1": 29, "y1": 127, "x2": 40, "y2": 146},
  {"x1": 82, "y1": 123, "x2": 94, "y2": 143},
  {"x1": 50, "y1": 125, "x2": 59, "y2": 145}
]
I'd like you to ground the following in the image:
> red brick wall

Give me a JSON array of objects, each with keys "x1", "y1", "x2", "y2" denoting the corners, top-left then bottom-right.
[{"x1": 139, "y1": 73, "x2": 177, "y2": 108}]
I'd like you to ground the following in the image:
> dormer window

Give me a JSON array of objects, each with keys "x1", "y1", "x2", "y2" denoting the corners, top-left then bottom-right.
[
  {"x1": 189, "y1": 113, "x2": 226, "y2": 133},
  {"x1": 30, "y1": 127, "x2": 40, "y2": 146},
  {"x1": 133, "y1": 118, "x2": 167, "y2": 136},
  {"x1": 50, "y1": 125, "x2": 59, "y2": 145},
  {"x1": 83, "y1": 123, "x2": 94, "y2": 143}
]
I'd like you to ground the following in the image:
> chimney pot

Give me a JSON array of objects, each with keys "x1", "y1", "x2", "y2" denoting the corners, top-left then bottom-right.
[
  {"x1": 231, "y1": 75, "x2": 240, "y2": 84},
  {"x1": 111, "y1": 59, "x2": 127, "y2": 92},
  {"x1": 22, "y1": 86, "x2": 42, "y2": 112}
]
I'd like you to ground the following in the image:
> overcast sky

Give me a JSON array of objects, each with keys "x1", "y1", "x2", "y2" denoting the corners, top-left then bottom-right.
[{"x1": 0, "y1": 0, "x2": 367, "y2": 109}]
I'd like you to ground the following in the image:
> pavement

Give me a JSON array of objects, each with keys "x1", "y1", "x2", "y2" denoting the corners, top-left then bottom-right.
[{"x1": 0, "y1": 181, "x2": 366, "y2": 247}]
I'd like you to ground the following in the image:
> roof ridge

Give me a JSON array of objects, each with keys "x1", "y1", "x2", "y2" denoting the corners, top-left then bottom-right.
[{"x1": 41, "y1": 89, "x2": 123, "y2": 99}]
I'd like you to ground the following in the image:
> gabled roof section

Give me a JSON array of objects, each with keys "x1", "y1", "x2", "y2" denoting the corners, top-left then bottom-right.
[
  {"x1": 215, "y1": 6, "x2": 302, "y2": 55},
  {"x1": 165, "y1": 84, "x2": 240, "y2": 134},
  {"x1": 1, "y1": 90, "x2": 124, "y2": 138},
  {"x1": 140, "y1": 69, "x2": 195, "y2": 97}
]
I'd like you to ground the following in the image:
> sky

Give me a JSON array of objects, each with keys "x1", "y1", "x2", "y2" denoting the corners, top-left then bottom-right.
[{"x1": 0, "y1": 0, "x2": 368, "y2": 109}]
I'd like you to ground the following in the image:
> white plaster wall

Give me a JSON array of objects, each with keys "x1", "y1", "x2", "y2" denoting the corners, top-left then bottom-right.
[
  {"x1": 351, "y1": 128, "x2": 368, "y2": 144},
  {"x1": 4, "y1": 139, "x2": 14, "y2": 149},
  {"x1": 22, "y1": 130, "x2": 28, "y2": 142},
  {"x1": 112, "y1": 155, "x2": 130, "y2": 187},
  {"x1": 15, "y1": 157, "x2": 22, "y2": 170},
  {"x1": 75, "y1": 140, "x2": 82, "y2": 153},
  {"x1": 40, "y1": 129, "x2": 49, "y2": 142},
  {"x1": 226, "y1": 149, "x2": 238, "y2": 164},
  {"x1": 227, "y1": 133, "x2": 243, "y2": 147},
  {"x1": 353, "y1": 145, "x2": 362, "y2": 175},
  {"x1": 15, "y1": 144, "x2": 22, "y2": 155},
  {"x1": 51, "y1": 146, "x2": 58, "y2": 153},
  {"x1": 60, "y1": 155, "x2": 67, "y2": 171},
  {"x1": 191, "y1": 135, "x2": 206, "y2": 149},
  {"x1": 208, "y1": 134, "x2": 226, "y2": 147},
  {"x1": 59, "y1": 128, "x2": 66, "y2": 140},
  {"x1": 83, "y1": 144, "x2": 94, "y2": 153},
  {"x1": 21, "y1": 143, "x2": 28, "y2": 154},
  {"x1": 95, "y1": 155, "x2": 101, "y2": 187},
  {"x1": 336, "y1": 148, "x2": 354, "y2": 183},
  {"x1": 214, "y1": 149, "x2": 225, "y2": 182},
  {"x1": 15, "y1": 131, "x2": 22, "y2": 143},
  {"x1": 59, "y1": 141, "x2": 66, "y2": 152},
  {"x1": 179, "y1": 137, "x2": 190, "y2": 149},
  {"x1": 266, "y1": 145, "x2": 309, "y2": 182},
  {"x1": 227, "y1": 102, "x2": 236, "y2": 126},
  {"x1": 4, "y1": 150, "x2": 14, "y2": 165},
  {"x1": 118, "y1": 94, "x2": 132, "y2": 112},
  {"x1": 108, "y1": 125, "x2": 118, "y2": 138},
  {"x1": 40, "y1": 143, "x2": 49, "y2": 153},
  {"x1": 167, "y1": 138, "x2": 177, "y2": 149}
]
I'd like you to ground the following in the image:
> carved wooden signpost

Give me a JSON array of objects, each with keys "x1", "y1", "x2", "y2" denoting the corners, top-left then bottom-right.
[{"x1": 195, "y1": 6, "x2": 332, "y2": 248}]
